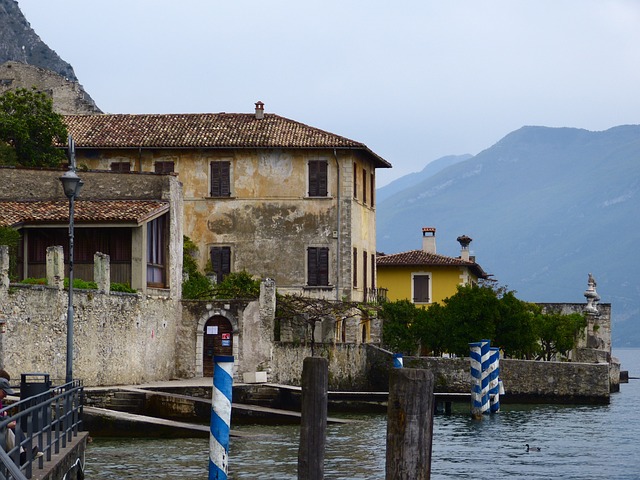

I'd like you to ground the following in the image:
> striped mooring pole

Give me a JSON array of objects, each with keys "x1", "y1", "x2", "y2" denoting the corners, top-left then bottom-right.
[
  {"x1": 489, "y1": 347, "x2": 501, "y2": 413},
  {"x1": 209, "y1": 355, "x2": 234, "y2": 480},
  {"x1": 469, "y1": 340, "x2": 491, "y2": 418},
  {"x1": 393, "y1": 353, "x2": 404, "y2": 368}
]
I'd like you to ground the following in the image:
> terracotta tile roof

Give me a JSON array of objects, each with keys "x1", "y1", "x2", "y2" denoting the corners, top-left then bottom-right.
[
  {"x1": 63, "y1": 113, "x2": 391, "y2": 168},
  {"x1": 377, "y1": 249, "x2": 489, "y2": 278},
  {"x1": 0, "y1": 200, "x2": 169, "y2": 227}
]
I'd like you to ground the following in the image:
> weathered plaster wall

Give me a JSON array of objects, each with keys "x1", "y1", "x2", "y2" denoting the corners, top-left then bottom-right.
[
  {"x1": 0, "y1": 284, "x2": 180, "y2": 386},
  {"x1": 75, "y1": 147, "x2": 380, "y2": 302}
]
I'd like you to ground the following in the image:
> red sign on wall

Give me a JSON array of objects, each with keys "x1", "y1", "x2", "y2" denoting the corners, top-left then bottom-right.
[{"x1": 221, "y1": 333, "x2": 231, "y2": 340}]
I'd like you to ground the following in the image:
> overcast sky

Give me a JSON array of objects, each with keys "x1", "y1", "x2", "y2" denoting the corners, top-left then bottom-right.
[{"x1": 17, "y1": 0, "x2": 640, "y2": 186}]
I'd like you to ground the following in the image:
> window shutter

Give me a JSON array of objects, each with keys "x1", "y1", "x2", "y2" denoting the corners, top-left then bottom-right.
[
  {"x1": 353, "y1": 248, "x2": 358, "y2": 287},
  {"x1": 211, "y1": 162, "x2": 231, "y2": 197},
  {"x1": 413, "y1": 275, "x2": 430, "y2": 303},
  {"x1": 307, "y1": 247, "x2": 329, "y2": 286},
  {"x1": 211, "y1": 246, "x2": 231, "y2": 281},
  {"x1": 307, "y1": 248, "x2": 318, "y2": 285},
  {"x1": 308, "y1": 160, "x2": 328, "y2": 197},
  {"x1": 318, "y1": 247, "x2": 329, "y2": 285}
]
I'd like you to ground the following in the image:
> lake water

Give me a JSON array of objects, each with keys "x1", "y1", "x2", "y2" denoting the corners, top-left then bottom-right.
[{"x1": 84, "y1": 348, "x2": 640, "y2": 479}]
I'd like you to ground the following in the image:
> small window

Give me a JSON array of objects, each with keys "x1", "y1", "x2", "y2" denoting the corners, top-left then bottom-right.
[
  {"x1": 147, "y1": 216, "x2": 166, "y2": 287},
  {"x1": 353, "y1": 248, "x2": 358, "y2": 287},
  {"x1": 155, "y1": 161, "x2": 175, "y2": 173},
  {"x1": 353, "y1": 163, "x2": 358, "y2": 199},
  {"x1": 363, "y1": 250, "x2": 368, "y2": 289},
  {"x1": 413, "y1": 274, "x2": 431, "y2": 303},
  {"x1": 370, "y1": 171, "x2": 375, "y2": 207},
  {"x1": 210, "y1": 161, "x2": 231, "y2": 197},
  {"x1": 371, "y1": 253, "x2": 375, "y2": 289},
  {"x1": 111, "y1": 162, "x2": 131, "y2": 173},
  {"x1": 210, "y1": 246, "x2": 231, "y2": 282},
  {"x1": 308, "y1": 160, "x2": 328, "y2": 197},
  {"x1": 362, "y1": 169, "x2": 367, "y2": 204},
  {"x1": 307, "y1": 247, "x2": 329, "y2": 286}
]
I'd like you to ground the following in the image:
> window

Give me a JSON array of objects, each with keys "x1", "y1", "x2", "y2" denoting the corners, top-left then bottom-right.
[
  {"x1": 147, "y1": 216, "x2": 166, "y2": 287},
  {"x1": 154, "y1": 161, "x2": 175, "y2": 173},
  {"x1": 371, "y1": 253, "x2": 375, "y2": 289},
  {"x1": 210, "y1": 246, "x2": 231, "y2": 282},
  {"x1": 353, "y1": 248, "x2": 358, "y2": 287},
  {"x1": 370, "y1": 171, "x2": 375, "y2": 207},
  {"x1": 363, "y1": 250, "x2": 368, "y2": 289},
  {"x1": 362, "y1": 169, "x2": 367, "y2": 204},
  {"x1": 413, "y1": 274, "x2": 431, "y2": 303},
  {"x1": 110, "y1": 162, "x2": 131, "y2": 172},
  {"x1": 307, "y1": 247, "x2": 329, "y2": 286},
  {"x1": 353, "y1": 163, "x2": 358, "y2": 199},
  {"x1": 308, "y1": 160, "x2": 328, "y2": 197},
  {"x1": 210, "y1": 161, "x2": 231, "y2": 197}
]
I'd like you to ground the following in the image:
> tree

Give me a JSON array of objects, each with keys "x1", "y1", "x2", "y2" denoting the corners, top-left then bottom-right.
[
  {"x1": 381, "y1": 300, "x2": 422, "y2": 355},
  {"x1": 0, "y1": 88, "x2": 68, "y2": 167},
  {"x1": 494, "y1": 291, "x2": 539, "y2": 359},
  {"x1": 438, "y1": 284, "x2": 499, "y2": 356},
  {"x1": 535, "y1": 312, "x2": 586, "y2": 361}
]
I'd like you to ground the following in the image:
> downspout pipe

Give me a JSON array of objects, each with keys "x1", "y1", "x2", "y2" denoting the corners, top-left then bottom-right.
[{"x1": 333, "y1": 149, "x2": 341, "y2": 301}]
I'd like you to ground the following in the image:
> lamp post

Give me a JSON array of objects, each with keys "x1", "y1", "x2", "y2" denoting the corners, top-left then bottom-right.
[{"x1": 59, "y1": 136, "x2": 83, "y2": 385}]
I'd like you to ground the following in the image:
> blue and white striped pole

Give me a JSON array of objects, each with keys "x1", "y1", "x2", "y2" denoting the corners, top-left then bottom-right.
[
  {"x1": 393, "y1": 353, "x2": 403, "y2": 368},
  {"x1": 469, "y1": 341, "x2": 483, "y2": 419},
  {"x1": 480, "y1": 339, "x2": 491, "y2": 415},
  {"x1": 209, "y1": 355, "x2": 234, "y2": 480},
  {"x1": 488, "y1": 347, "x2": 501, "y2": 413}
]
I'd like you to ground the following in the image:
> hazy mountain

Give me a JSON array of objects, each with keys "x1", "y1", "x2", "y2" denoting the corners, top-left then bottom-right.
[
  {"x1": 0, "y1": 0, "x2": 77, "y2": 80},
  {"x1": 377, "y1": 154, "x2": 472, "y2": 203},
  {"x1": 376, "y1": 125, "x2": 640, "y2": 347}
]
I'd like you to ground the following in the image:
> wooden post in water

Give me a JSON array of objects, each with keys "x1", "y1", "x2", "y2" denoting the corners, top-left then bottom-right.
[
  {"x1": 298, "y1": 356, "x2": 328, "y2": 480},
  {"x1": 386, "y1": 368, "x2": 434, "y2": 480}
]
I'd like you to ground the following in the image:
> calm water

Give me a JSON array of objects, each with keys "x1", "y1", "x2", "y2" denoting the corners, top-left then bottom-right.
[{"x1": 85, "y1": 348, "x2": 640, "y2": 479}]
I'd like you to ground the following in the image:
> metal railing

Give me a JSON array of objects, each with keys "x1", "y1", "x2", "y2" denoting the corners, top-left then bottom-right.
[
  {"x1": 364, "y1": 287, "x2": 388, "y2": 304},
  {"x1": 0, "y1": 380, "x2": 83, "y2": 480}
]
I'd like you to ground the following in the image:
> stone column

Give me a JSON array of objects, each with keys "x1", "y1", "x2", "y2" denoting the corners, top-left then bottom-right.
[
  {"x1": 94, "y1": 252, "x2": 111, "y2": 293},
  {"x1": 0, "y1": 245, "x2": 9, "y2": 293},
  {"x1": 46, "y1": 245, "x2": 65, "y2": 290}
]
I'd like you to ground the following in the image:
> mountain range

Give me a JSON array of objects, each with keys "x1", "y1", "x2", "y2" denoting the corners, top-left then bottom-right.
[
  {"x1": 0, "y1": 0, "x2": 76, "y2": 80},
  {"x1": 376, "y1": 125, "x2": 640, "y2": 347}
]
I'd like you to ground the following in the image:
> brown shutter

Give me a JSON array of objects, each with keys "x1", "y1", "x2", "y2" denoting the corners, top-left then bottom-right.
[{"x1": 413, "y1": 275, "x2": 430, "y2": 303}]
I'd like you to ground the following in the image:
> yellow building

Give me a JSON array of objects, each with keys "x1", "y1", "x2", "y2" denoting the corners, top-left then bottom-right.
[
  {"x1": 377, "y1": 227, "x2": 488, "y2": 306},
  {"x1": 63, "y1": 102, "x2": 391, "y2": 302}
]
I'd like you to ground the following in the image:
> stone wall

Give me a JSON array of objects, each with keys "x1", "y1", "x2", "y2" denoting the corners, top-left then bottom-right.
[
  {"x1": 0, "y1": 61, "x2": 101, "y2": 114},
  {"x1": 271, "y1": 343, "x2": 370, "y2": 391},
  {"x1": 0, "y1": 284, "x2": 180, "y2": 386},
  {"x1": 270, "y1": 343, "x2": 611, "y2": 402}
]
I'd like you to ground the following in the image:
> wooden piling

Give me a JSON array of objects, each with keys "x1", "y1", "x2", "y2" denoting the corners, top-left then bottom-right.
[
  {"x1": 386, "y1": 368, "x2": 434, "y2": 480},
  {"x1": 298, "y1": 356, "x2": 328, "y2": 480}
]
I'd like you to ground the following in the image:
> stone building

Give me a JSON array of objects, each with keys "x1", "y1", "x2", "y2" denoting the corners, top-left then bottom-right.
[
  {"x1": 0, "y1": 61, "x2": 101, "y2": 115},
  {"x1": 63, "y1": 102, "x2": 391, "y2": 304}
]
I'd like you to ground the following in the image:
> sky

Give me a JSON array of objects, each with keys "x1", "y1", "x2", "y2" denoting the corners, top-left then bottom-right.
[{"x1": 16, "y1": 0, "x2": 640, "y2": 187}]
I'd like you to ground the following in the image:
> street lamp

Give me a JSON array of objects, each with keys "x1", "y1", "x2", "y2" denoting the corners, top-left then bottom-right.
[{"x1": 59, "y1": 136, "x2": 83, "y2": 385}]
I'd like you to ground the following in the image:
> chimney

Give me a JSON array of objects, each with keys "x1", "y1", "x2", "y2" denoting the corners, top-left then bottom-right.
[
  {"x1": 422, "y1": 227, "x2": 436, "y2": 254},
  {"x1": 255, "y1": 101, "x2": 264, "y2": 120},
  {"x1": 457, "y1": 235, "x2": 472, "y2": 261}
]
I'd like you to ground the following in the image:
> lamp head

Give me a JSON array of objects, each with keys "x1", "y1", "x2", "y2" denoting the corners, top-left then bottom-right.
[{"x1": 59, "y1": 170, "x2": 83, "y2": 199}]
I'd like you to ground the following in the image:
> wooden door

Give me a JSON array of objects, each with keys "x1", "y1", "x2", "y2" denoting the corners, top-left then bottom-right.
[{"x1": 203, "y1": 316, "x2": 233, "y2": 377}]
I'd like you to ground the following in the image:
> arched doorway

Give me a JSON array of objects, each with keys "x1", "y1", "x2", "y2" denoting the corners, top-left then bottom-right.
[{"x1": 203, "y1": 315, "x2": 234, "y2": 377}]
